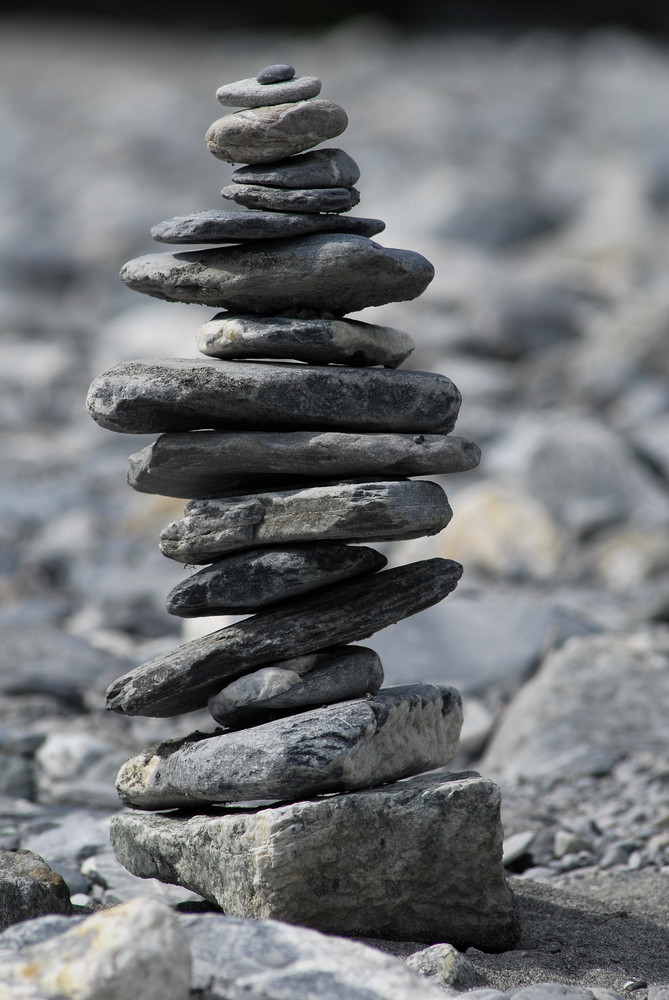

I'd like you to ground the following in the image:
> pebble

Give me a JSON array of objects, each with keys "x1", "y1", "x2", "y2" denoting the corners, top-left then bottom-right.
[
  {"x1": 405, "y1": 943, "x2": 486, "y2": 990},
  {"x1": 151, "y1": 208, "x2": 384, "y2": 243},
  {"x1": 0, "y1": 849, "x2": 71, "y2": 932},
  {"x1": 216, "y1": 74, "x2": 320, "y2": 108},
  {"x1": 221, "y1": 181, "x2": 360, "y2": 213},
  {"x1": 233, "y1": 147, "x2": 360, "y2": 189},
  {"x1": 256, "y1": 63, "x2": 295, "y2": 84},
  {"x1": 206, "y1": 99, "x2": 346, "y2": 163}
]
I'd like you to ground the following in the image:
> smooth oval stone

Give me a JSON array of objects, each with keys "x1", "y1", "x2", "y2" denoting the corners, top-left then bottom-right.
[
  {"x1": 208, "y1": 646, "x2": 383, "y2": 727},
  {"x1": 197, "y1": 313, "x2": 413, "y2": 367},
  {"x1": 160, "y1": 480, "x2": 453, "y2": 563},
  {"x1": 206, "y1": 100, "x2": 347, "y2": 164},
  {"x1": 232, "y1": 148, "x2": 360, "y2": 189},
  {"x1": 87, "y1": 358, "x2": 460, "y2": 436},
  {"x1": 120, "y1": 234, "x2": 434, "y2": 315},
  {"x1": 151, "y1": 210, "x2": 385, "y2": 243},
  {"x1": 165, "y1": 543, "x2": 387, "y2": 616},
  {"x1": 129, "y1": 431, "x2": 479, "y2": 501},
  {"x1": 221, "y1": 183, "x2": 360, "y2": 214},
  {"x1": 216, "y1": 75, "x2": 320, "y2": 108},
  {"x1": 257, "y1": 64, "x2": 295, "y2": 84}
]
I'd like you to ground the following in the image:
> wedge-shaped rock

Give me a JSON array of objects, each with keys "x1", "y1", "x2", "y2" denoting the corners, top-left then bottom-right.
[
  {"x1": 115, "y1": 683, "x2": 462, "y2": 808},
  {"x1": 119, "y1": 234, "x2": 434, "y2": 315},
  {"x1": 232, "y1": 147, "x2": 360, "y2": 188},
  {"x1": 206, "y1": 100, "x2": 347, "y2": 164},
  {"x1": 160, "y1": 481, "x2": 452, "y2": 562},
  {"x1": 106, "y1": 558, "x2": 462, "y2": 717},
  {"x1": 130, "y1": 434, "x2": 479, "y2": 499},
  {"x1": 87, "y1": 357, "x2": 460, "y2": 436},
  {"x1": 111, "y1": 771, "x2": 520, "y2": 950},
  {"x1": 221, "y1": 182, "x2": 359, "y2": 213},
  {"x1": 165, "y1": 543, "x2": 386, "y2": 616},
  {"x1": 216, "y1": 74, "x2": 322, "y2": 107},
  {"x1": 208, "y1": 646, "x2": 383, "y2": 726},
  {"x1": 151, "y1": 210, "x2": 384, "y2": 243},
  {"x1": 197, "y1": 313, "x2": 413, "y2": 367}
]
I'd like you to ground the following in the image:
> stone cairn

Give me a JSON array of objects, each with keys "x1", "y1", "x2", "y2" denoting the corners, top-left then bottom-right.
[{"x1": 87, "y1": 64, "x2": 519, "y2": 951}]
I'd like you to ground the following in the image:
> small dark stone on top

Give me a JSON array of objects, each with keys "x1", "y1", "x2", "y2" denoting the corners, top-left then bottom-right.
[{"x1": 257, "y1": 64, "x2": 295, "y2": 85}]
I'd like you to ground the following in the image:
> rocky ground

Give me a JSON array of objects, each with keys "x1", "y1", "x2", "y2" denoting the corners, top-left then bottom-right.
[{"x1": 2, "y1": 15, "x2": 669, "y2": 999}]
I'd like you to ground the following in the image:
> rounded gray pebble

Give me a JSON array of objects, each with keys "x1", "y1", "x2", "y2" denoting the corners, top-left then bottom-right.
[{"x1": 257, "y1": 64, "x2": 295, "y2": 84}]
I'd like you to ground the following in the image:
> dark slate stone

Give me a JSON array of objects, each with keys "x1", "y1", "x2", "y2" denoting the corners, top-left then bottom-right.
[
  {"x1": 232, "y1": 148, "x2": 360, "y2": 189},
  {"x1": 151, "y1": 210, "x2": 384, "y2": 243},
  {"x1": 216, "y1": 74, "x2": 320, "y2": 108},
  {"x1": 257, "y1": 64, "x2": 295, "y2": 84},
  {"x1": 206, "y1": 100, "x2": 346, "y2": 163},
  {"x1": 221, "y1": 182, "x2": 360, "y2": 214},
  {"x1": 0, "y1": 850, "x2": 72, "y2": 932}
]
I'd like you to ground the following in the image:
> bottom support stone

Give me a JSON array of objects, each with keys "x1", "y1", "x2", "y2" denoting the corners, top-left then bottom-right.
[{"x1": 110, "y1": 770, "x2": 519, "y2": 952}]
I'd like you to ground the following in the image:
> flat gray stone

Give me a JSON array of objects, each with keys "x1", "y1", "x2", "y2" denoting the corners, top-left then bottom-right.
[
  {"x1": 0, "y1": 850, "x2": 71, "y2": 932},
  {"x1": 165, "y1": 542, "x2": 387, "y2": 616},
  {"x1": 119, "y1": 234, "x2": 434, "y2": 315},
  {"x1": 216, "y1": 74, "x2": 321, "y2": 108},
  {"x1": 151, "y1": 209, "x2": 384, "y2": 243},
  {"x1": 221, "y1": 182, "x2": 360, "y2": 213},
  {"x1": 208, "y1": 645, "x2": 384, "y2": 726},
  {"x1": 87, "y1": 357, "x2": 460, "y2": 435},
  {"x1": 129, "y1": 433, "x2": 479, "y2": 499},
  {"x1": 197, "y1": 313, "x2": 413, "y2": 367},
  {"x1": 232, "y1": 147, "x2": 360, "y2": 188},
  {"x1": 160, "y1": 480, "x2": 453, "y2": 562},
  {"x1": 111, "y1": 771, "x2": 519, "y2": 950},
  {"x1": 105, "y1": 558, "x2": 463, "y2": 717},
  {"x1": 206, "y1": 100, "x2": 347, "y2": 163},
  {"x1": 114, "y1": 683, "x2": 462, "y2": 808}
]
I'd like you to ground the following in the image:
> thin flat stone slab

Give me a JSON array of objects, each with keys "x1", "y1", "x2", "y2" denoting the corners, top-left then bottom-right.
[
  {"x1": 206, "y1": 100, "x2": 347, "y2": 164},
  {"x1": 208, "y1": 645, "x2": 383, "y2": 726},
  {"x1": 129, "y1": 432, "x2": 479, "y2": 499},
  {"x1": 197, "y1": 313, "x2": 413, "y2": 367},
  {"x1": 110, "y1": 770, "x2": 520, "y2": 950},
  {"x1": 114, "y1": 683, "x2": 463, "y2": 808},
  {"x1": 232, "y1": 148, "x2": 360, "y2": 188},
  {"x1": 160, "y1": 480, "x2": 453, "y2": 563},
  {"x1": 151, "y1": 210, "x2": 384, "y2": 243},
  {"x1": 86, "y1": 358, "x2": 460, "y2": 435},
  {"x1": 119, "y1": 234, "x2": 434, "y2": 315},
  {"x1": 165, "y1": 543, "x2": 387, "y2": 616},
  {"x1": 221, "y1": 182, "x2": 360, "y2": 214},
  {"x1": 216, "y1": 74, "x2": 321, "y2": 108},
  {"x1": 105, "y1": 558, "x2": 462, "y2": 717}
]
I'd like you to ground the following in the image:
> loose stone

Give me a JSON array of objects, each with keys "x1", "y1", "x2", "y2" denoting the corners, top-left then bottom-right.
[
  {"x1": 114, "y1": 683, "x2": 463, "y2": 807},
  {"x1": 208, "y1": 645, "x2": 384, "y2": 726},
  {"x1": 151, "y1": 209, "x2": 384, "y2": 243},
  {"x1": 159, "y1": 480, "x2": 453, "y2": 562},
  {"x1": 105, "y1": 558, "x2": 463, "y2": 717},
  {"x1": 257, "y1": 63, "x2": 295, "y2": 83},
  {"x1": 129, "y1": 431, "x2": 479, "y2": 499},
  {"x1": 0, "y1": 850, "x2": 72, "y2": 932},
  {"x1": 232, "y1": 147, "x2": 360, "y2": 188},
  {"x1": 216, "y1": 74, "x2": 320, "y2": 108},
  {"x1": 87, "y1": 357, "x2": 461, "y2": 436},
  {"x1": 221, "y1": 182, "x2": 360, "y2": 214},
  {"x1": 197, "y1": 313, "x2": 413, "y2": 367},
  {"x1": 206, "y1": 99, "x2": 347, "y2": 163},
  {"x1": 165, "y1": 542, "x2": 387, "y2": 616},
  {"x1": 119, "y1": 234, "x2": 435, "y2": 315}
]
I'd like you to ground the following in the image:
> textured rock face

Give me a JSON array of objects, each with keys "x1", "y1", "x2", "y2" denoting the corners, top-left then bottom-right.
[
  {"x1": 216, "y1": 74, "x2": 322, "y2": 107},
  {"x1": 221, "y1": 182, "x2": 360, "y2": 214},
  {"x1": 111, "y1": 771, "x2": 519, "y2": 950},
  {"x1": 151, "y1": 210, "x2": 385, "y2": 243},
  {"x1": 232, "y1": 147, "x2": 360, "y2": 188},
  {"x1": 0, "y1": 850, "x2": 71, "y2": 932},
  {"x1": 206, "y1": 100, "x2": 348, "y2": 163}
]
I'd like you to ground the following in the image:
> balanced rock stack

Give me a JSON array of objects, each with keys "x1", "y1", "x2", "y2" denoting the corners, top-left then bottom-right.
[{"x1": 87, "y1": 65, "x2": 519, "y2": 951}]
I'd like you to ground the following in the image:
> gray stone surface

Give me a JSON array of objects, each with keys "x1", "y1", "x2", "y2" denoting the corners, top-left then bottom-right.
[
  {"x1": 111, "y1": 770, "x2": 519, "y2": 950},
  {"x1": 405, "y1": 943, "x2": 486, "y2": 990},
  {"x1": 216, "y1": 73, "x2": 320, "y2": 107},
  {"x1": 151, "y1": 209, "x2": 384, "y2": 242},
  {"x1": 197, "y1": 312, "x2": 413, "y2": 367},
  {"x1": 256, "y1": 64, "x2": 295, "y2": 84},
  {"x1": 208, "y1": 645, "x2": 383, "y2": 726},
  {"x1": 129, "y1": 432, "x2": 479, "y2": 499},
  {"x1": 87, "y1": 356, "x2": 460, "y2": 435},
  {"x1": 165, "y1": 542, "x2": 387, "y2": 616},
  {"x1": 160, "y1": 480, "x2": 453, "y2": 562},
  {"x1": 115, "y1": 683, "x2": 462, "y2": 808},
  {"x1": 105, "y1": 559, "x2": 463, "y2": 717},
  {"x1": 206, "y1": 99, "x2": 347, "y2": 163},
  {"x1": 0, "y1": 850, "x2": 71, "y2": 932},
  {"x1": 221, "y1": 181, "x2": 360, "y2": 213},
  {"x1": 232, "y1": 147, "x2": 360, "y2": 188},
  {"x1": 119, "y1": 233, "x2": 435, "y2": 314}
]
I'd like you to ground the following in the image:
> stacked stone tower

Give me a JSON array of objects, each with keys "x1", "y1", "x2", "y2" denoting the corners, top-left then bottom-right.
[{"x1": 87, "y1": 65, "x2": 518, "y2": 950}]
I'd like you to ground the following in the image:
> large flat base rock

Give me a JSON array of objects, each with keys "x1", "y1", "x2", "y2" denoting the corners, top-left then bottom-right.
[{"x1": 111, "y1": 770, "x2": 519, "y2": 951}]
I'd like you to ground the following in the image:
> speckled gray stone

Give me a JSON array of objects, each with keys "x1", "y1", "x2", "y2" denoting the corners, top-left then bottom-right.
[
  {"x1": 221, "y1": 182, "x2": 360, "y2": 214},
  {"x1": 216, "y1": 74, "x2": 320, "y2": 108},
  {"x1": 119, "y1": 234, "x2": 434, "y2": 315},
  {"x1": 129, "y1": 431, "x2": 479, "y2": 499},
  {"x1": 151, "y1": 210, "x2": 384, "y2": 243},
  {"x1": 105, "y1": 558, "x2": 462, "y2": 717},
  {"x1": 114, "y1": 683, "x2": 463, "y2": 808},
  {"x1": 232, "y1": 148, "x2": 360, "y2": 188},
  {"x1": 160, "y1": 480, "x2": 453, "y2": 562},
  {"x1": 206, "y1": 100, "x2": 346, "y2": 163},
  {"x1": 165, "y1": 543, "x2": 387, "y2": 616},
  {"x1": 0, "y1": 850, "x2": 72, "y2": 932}
]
